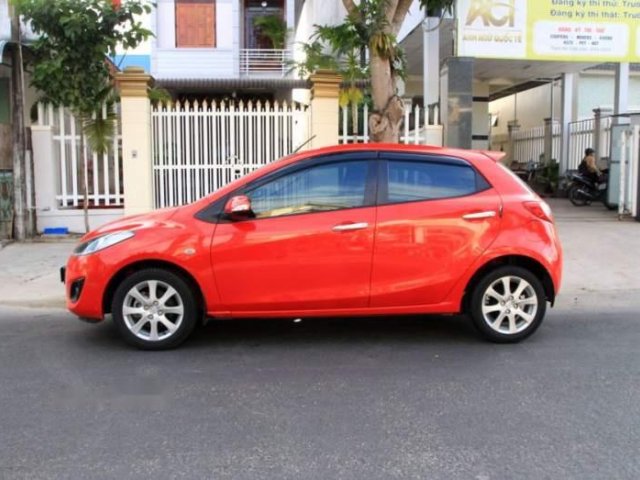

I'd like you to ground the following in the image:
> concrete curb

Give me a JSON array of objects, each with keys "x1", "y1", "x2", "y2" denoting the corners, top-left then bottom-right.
[{"x1": 0, "y1": 298, "x2": 66, "y2": 310}]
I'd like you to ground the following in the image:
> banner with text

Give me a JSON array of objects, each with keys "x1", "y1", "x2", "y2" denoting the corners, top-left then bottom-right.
[{"x1": 457, "y1": 0, "x2": 640, "y2": 62}]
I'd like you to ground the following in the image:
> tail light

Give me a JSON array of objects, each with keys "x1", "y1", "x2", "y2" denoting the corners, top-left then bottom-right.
[{"x1": 523, "y1": 201, "x2": 554, "y2": 223}]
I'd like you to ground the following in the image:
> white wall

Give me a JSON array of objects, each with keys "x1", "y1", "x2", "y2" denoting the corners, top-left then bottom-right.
[
  {"x1": 489, "y1": 82, "x2": 562, "y2": 136},
  {"x1": 489, "y1": 72, "x2": 640, "y2": 137},
  {"x1": 155, "y1": 0, "x2": 176, "y2": 49},
  {"x1": 293, "y1": 0, "x2": 346, "y2": 62},
  {"x1": 153, "y1": 0, "x2": 239, "y2": 79},
  {"x1": 0, "y1": 0, "x2": 10, "y2": 40},
  {"x1": 154, "y1": 49, "x2": 236, "y2": 79},
  {"x1": 292, "y1": 0, "x2": 347, "y2": 103},
  {"x1": 155, "y1": 0, "x2": 235, "y2": 49},
  {"x1": 397, "y1": 1, "x2": 423, "y2": 42},
  {"x1": 578, "y1": 73, "x2": 640, "y2": 117}
]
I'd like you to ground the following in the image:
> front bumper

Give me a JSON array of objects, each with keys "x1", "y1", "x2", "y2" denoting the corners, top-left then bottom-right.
[{"x1": 63, "y1": 254, "x2": 109, "y2": 321}]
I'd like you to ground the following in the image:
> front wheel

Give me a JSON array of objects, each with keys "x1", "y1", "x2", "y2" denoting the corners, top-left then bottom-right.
[
  {"x1": 111, "y1": 268, "x2": 199, "y2": 350},
  {"x1": 569, "y1": 185, "x2": 591, "y2": 206},
  {"x1": 469, "y1": 266, "x2": 547, "y2": 343}
]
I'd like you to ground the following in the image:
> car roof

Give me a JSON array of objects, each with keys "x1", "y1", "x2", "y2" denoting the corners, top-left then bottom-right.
[{"x1": 293, "y1": 143, "x2": 505, "y2": 164}]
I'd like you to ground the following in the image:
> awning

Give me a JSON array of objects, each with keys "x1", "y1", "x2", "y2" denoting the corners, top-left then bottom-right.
[
  {"x1": 155, "y1": 77, "x2": 369, "y2": 92},
  {"x1": 155, "y1": 77, "x2": 311, "y2": 91}
]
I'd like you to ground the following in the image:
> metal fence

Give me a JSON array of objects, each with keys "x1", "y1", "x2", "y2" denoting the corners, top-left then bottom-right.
[
  {"x1": 35, "y1": 103, "x2": 123, "y2": 208},
  {"x1": 567, "y1": 116, "x2": 613, "y2": 170},
  {"x1": 151, "y1": 100, "x2": 310, "y2": 209},
  {"x1": 511, "y1": 118, "x2": 613, "y2": 170},
  {"x1": 239, "y1": 49, "x2": 292, "y2": 77},
  {"x1": 512, "y1": 123, "x2": 561, "y2": 165},
  {"x1": 338, "y1": 103, "x2": 442, "y2": 145}
]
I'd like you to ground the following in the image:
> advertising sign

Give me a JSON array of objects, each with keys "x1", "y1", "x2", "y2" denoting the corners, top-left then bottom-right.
[{"x1": 457, "y1": 0, "x2": 640, "y2": 62}]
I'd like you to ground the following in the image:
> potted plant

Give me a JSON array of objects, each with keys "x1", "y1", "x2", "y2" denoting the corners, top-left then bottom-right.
[{"x1": 254, "y1": 15, "x2": 287, "y2": 49}]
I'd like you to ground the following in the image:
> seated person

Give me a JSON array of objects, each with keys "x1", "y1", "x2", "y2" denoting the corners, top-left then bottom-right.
[{"x1": 578, "y1": 148, "x2": 601, "y2": 184}]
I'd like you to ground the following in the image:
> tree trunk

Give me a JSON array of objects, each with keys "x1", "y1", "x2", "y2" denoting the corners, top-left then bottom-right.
[
  {"x1": 10, "y1": 7, "x2": 30, "y2": 240},
  {"x1": 368, "y1": 51, "x2": 404, "y2": 143},
  {"x1": 79, "y1": 121, "x2": 90, "y2": 233}
]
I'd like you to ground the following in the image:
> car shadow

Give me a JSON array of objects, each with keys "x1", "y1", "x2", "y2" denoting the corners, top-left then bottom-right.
[
  {"x1": 186, "y1": 314, "x2": 482, "y2": 350},
  {"x1": 77, "y1": 314, "x2": 483, "y2": 351}
]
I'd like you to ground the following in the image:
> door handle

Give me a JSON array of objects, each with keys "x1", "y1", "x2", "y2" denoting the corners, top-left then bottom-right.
[
  {"x1": 332, "y1": 222, "x2": 369, "y2": 232},
  {"x1": 462, "y1": 211, "x2": 497, "y2": 220}
]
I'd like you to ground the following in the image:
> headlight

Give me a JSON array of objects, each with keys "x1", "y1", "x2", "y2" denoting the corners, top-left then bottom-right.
[{"x1": 73, "y1": 231, "x2": 135, "y2": 256}]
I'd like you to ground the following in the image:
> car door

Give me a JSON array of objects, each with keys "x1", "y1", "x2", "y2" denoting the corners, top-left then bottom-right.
[
  {"x1": 211, "y1": 153, "x2": 378, "y2": 314},
  {"x1": 370, "y1": 153, "x2": 502, "y2": 308}
]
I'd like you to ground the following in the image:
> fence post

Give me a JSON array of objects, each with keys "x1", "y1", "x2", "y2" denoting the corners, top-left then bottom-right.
[
  {"x1": 309, "y1": 70, "x2": 342, "y2": 148},
  {"x1": 507, "y1": 120, "x2": 520, "y2": 165},
  {"x1": 31, "y1": 124, "x2": 56, "y2": 231},
  {"x1": 543, "y1": 117, "x2": 554, "y2": 163},
  {"x1": 115, "y1": 67, "x2": 154, "y2": 215}
]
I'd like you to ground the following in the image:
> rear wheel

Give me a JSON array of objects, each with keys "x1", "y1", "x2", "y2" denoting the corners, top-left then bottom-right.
[
  {"x1": 111, "y1": 268, "x2": 199, "y2": 350},
  {"x1": 469, "y1": 266, "x2": 546, "y2": 343},
  {"x1": 569, "y1": 185, "x2": 590, "y2": 206}
]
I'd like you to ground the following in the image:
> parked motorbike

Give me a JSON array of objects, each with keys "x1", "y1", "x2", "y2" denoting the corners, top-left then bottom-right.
[{"x1": 567, "y1": 169, "x2": 615, "y2": 209}]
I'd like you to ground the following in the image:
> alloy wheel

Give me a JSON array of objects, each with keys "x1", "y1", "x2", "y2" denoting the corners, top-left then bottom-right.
[
  {"x1": 481, "y1": 275, "x2": 539, "y2": 335},
  {"x1": 122, "y1": 280, "x2": 185, "y2": 341}
]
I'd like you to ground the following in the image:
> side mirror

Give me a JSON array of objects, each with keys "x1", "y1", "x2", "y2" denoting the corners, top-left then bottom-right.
[{"x1": 224, "y1": 195, "x2": 254, "y2": 220}]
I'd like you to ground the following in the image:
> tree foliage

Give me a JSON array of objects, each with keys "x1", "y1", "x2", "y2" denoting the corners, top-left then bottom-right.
[
  {"x1": 14, "y1": 0, "x2": 153, "y2": 230},
  {"x1": 15, "y1": 0, "x2": 153, "y2": 123},
  {"x1": 295, "y1": 0, "x2": 454, "y2": 142}
]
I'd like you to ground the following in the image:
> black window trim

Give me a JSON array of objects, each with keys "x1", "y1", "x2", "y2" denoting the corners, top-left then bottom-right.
[
  {"x1": 195, "y1": 151, "x2": 380, "y2": 224},
  {"x1": 377, "y1": 152, "x2": 493, "y2": 206}
]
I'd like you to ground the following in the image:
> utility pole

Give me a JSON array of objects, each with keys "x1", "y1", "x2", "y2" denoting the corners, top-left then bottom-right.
[{"x1": 10, "y1": 4, "x2": 30, "y2": 240}]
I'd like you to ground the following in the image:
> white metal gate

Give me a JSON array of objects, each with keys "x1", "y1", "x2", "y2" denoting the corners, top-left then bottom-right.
[
  {"x1": 338, "y1": 103, "x2": 443, "y2": 145},
  {"x1": 35, "y1": 103, "x2": 123, "y2": 208},
  {"x1": 151, "y1": 100, "x2": 309, "y2": 209}
]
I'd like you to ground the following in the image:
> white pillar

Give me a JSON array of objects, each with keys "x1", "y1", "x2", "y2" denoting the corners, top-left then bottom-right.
[
  {"x1": 559, "y1": 72, "x2": 575, "y2": 174},
  {"x1": 614, "y1": 62, "x2": 630, "y2": 124},
  {"x1": 309, "y1": 70, "x2": 341, "y2": 148},
  {"x1": 116, "y1": 67, "x2": 154, "y2": 216},
  {"x1": 422, "y1": 16, "x2": 440, "y2": 122},
  {"x1": 31, "y1": 125, "x2": 57, "y2": 230}
]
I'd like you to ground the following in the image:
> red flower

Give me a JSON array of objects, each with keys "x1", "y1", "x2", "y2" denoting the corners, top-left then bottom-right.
[{"x1": 112, "y1": 0, "x2": 121, "y2": 9}]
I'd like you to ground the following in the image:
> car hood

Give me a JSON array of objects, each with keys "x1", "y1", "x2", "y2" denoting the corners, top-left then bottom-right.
[{"x1": 81, "y1": 207, "x2": 181, "y2": 241}]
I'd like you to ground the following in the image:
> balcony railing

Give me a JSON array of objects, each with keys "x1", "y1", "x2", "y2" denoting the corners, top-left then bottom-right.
[{"x1": 239, "y1": 49, "x2": 292, "y2": 77}]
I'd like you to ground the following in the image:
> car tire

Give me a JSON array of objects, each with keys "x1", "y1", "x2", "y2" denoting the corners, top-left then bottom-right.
[
  {"x1": 469, "y1": 266, "x2": 546, "y2": 343},
  {"x1": 111, "y1": 268, "x2": 199, "y2": 350}
]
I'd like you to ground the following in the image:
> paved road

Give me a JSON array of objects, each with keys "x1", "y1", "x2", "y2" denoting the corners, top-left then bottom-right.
[{"x1": 1, "y1": 298, "x2": 639, "y2": 480}]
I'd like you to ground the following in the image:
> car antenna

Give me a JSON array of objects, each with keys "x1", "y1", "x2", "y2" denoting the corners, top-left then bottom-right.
[{"x1": 292, "y1": 135, "x2": 316, "y2": 154}]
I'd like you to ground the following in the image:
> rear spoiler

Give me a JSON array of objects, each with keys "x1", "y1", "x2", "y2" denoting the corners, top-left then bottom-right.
[{"x1": 477, "y1": 150, "x2": 507, "y2": 163}]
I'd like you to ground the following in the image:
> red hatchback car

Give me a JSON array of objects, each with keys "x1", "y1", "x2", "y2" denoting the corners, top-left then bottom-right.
[{"x1": 63, "y1": 144, "x2": 562, "y2": 349}]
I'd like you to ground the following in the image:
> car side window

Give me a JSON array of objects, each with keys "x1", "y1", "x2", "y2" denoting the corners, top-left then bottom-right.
[
  {"x1": 246, "y1": 160, "x2": 369, "y2": 219},
  {"x1": 385, "y1": 160, "x2": 486, "y2": 204}
]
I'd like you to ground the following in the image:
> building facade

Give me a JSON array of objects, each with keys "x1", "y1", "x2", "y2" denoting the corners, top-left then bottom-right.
[{"x1": 115, "y1": 0, "x2": 302, "y2": 99}]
